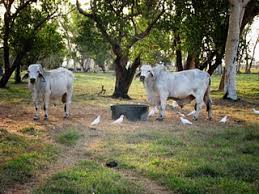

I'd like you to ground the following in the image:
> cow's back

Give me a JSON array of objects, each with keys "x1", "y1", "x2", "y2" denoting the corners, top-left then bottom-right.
[
  {"x1": 46, "y1": 67, "x2": 74, "y2": 97},
  {"x1": 157, "y1": 69, "x2": 210, "y2": 98}
]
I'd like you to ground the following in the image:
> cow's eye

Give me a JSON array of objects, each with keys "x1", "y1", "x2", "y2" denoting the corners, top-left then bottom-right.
[
  {"x1": 28, "y1": 71, "x2": 30, "y2": 73},
  {"x1": 37, "y1": 71, "x2": 40, "y2": 73}
]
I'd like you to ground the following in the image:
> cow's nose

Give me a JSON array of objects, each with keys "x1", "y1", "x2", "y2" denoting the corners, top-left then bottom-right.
[
  {"x1": 140, "y1": 76, "x2": 145, "y2": 82},
  {"x1": 30, "y1": 78, "x2": 36, "y2": 84}
]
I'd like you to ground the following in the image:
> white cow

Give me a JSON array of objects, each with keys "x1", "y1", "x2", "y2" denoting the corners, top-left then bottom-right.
[
  {"x1": 23, "y1": 64, "x2": 74, "y2": 120},
  {"x1": 137, "y1": 65, "x2": 212, "y2": 120}
]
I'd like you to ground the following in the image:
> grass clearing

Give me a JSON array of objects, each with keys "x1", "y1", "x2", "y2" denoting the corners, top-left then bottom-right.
[
  {"x1": 0, "y1": 128, "x2": 56, "y2": 193},
  {"x1": 35, "y1": 160, "x2": 145, "y2": 194}
]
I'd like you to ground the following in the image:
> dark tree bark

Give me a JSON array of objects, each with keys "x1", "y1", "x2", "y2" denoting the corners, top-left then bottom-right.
[
  {"x1": 219, "y1": 67, "x2": 226, "y2": 91},
  {"x1": 112, "y1": 55, "x2": 140, "y2": 99},
  {"x1": 208, "y1": 52, "x2": 224, "y2": 75},
  {"x1": 0, "y1": 53, "x2": 24, "y2": 87},
  {"x1": 240, "y1": 0, "x2": 259, "y2": 33},
  {"x1": 184, "y1": 51, "x2": 196, "y2": 70},
  {"x1": 15, "y1": 63, "x2": 22, "y2": 84},
  {"x1": 174, "y1": 33, "x2": 183, "y2": 71}
]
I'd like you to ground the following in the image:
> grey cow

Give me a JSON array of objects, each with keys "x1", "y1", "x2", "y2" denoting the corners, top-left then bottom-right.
[{"x1": 137, "y1": 65, "x2": 212, "y2": 120}]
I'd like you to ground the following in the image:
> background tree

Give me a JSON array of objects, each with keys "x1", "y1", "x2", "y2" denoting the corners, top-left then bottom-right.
[
  {"x1": 0, "y1": 0, "x2": 67, "y2": 87},
  {"x1": 223, "y1": 0, "x2": 250, "y2": 100},
  {"x1": 71, "y1": 12, "x2": 111, "y2": 72},
  {"x1": 76, "y1": 0, "x2": 165, "y2": 99}
]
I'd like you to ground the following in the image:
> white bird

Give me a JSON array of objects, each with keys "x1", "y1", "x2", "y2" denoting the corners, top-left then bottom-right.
[
  {"x1": 172, "y1": 101, "x2": 179, "y2": 108},
  {"x1": 180, "y1": 117, "x2": 192, "y2": 125},
  {"x1": 252, "y1": 108, "x2": 259, "y2": 115},
  {"x1": 148, "y1": 108, "x2": 156, "y2": 117},
  {"x1": 187, "y1": 110, "x2": 196, "y2": 116},
  {"x1": 148, "y1": 107, "x2": 159, "y2": 117},
  {"x1": 112, "y1": 115, "x2": 124, "y2": 124},
  {"x1": 91, "y1": 115, "x2": 101, "y2": 126},
  {"x1": 177, "y1": 111, "x2": 185, "y2": 117},
  {"x1": 154, "y1": 106, "x2": 159, "y2": 114},
  {"x1": 219, "y1": 115, "x2": 228, "y2": 123}
]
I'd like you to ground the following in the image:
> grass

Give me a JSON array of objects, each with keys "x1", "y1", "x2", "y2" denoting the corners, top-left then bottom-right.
[
  {"x1": 0, "y1": 71, "x2": 259, "y2": 193},
  {"x1": 0, "y1": 128, "x2": 56, "y2": 193},
  {"x1": 86, "y1": 125, "x2": 259, "y2": 193},
  {"x1": 56, "y1": 129, "x2": 81, "y2": 146},
  {"x1": 35, "y1": 160, "x2": 144, "y2": 194}
]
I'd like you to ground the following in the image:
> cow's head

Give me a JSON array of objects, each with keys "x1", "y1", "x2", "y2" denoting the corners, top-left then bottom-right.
[
  {"x1": 23, "y1": 64, "x2": 45, "y2": 84},
  {"x1": 136, "y1": 65, "x2": 154, "y2": 82}
]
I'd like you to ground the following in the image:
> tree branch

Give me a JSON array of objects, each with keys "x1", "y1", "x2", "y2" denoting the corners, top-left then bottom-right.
[
  {"x1": 128, "y1": 6, "x2": 165, "y2": 49},
  {"x1": 9, "y1": 0, "x2": 36, "y2": 30},
  {"x1": 76, "y1": 0, "x2": 115, "y2": 46}
]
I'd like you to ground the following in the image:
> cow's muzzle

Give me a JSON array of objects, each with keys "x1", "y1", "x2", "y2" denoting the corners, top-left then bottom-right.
[
  {"x1": 30, "y1": 78, "x2": 36, "y2": 84},
  {"x1": 140, "y1": 76, "x2": 145, "y2": 82}
]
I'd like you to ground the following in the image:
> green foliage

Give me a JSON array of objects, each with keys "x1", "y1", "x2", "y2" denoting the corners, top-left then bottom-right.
[
  {"x1": 35, "y1": 160, "x2": 144, "y2": 194},
  {"x1": 71, "y1": 12, "x2": 111, "y2": 66},
  {"x1": 131, "y1": 28, "x2": 173, "y2": 64},
  {"x1": 11, "y1": 5, "x2": 65, "y2": 68},
  {"x1": 56, "y1": 129, "x2": 81, "y2": 146}
]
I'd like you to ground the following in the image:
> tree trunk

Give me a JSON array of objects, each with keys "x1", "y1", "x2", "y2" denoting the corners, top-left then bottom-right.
[
  {"x1": 174, "y1": 33, "x2": 183, "y2": 71},
  {"x1": 247, "y1": 35, "x2": 259, "y2": 73},
  {"x1": 219, "y1": 67, "x2": 226, "y2": 91},
  {"x1": 15, "y1": 64, "x2": 22, "y2": 84},
  {"x1": 208, "y1": 52, "x2": 224, "y2": 75},
  {"x1": 112, "y1": 55, "x2": 140, "y2": 99},
  {"x1": 223, "y1": 0, "x2": 250, "y2": 100},
  {"x1": 0, "y1": 66, "x2": 16, "y2": 87},
  {"x1": 184, "y1": 51, "x2": 196, "y2": 70},
  {"x1": 0, "y1": 54, "x2": 23, "y2": 87}
]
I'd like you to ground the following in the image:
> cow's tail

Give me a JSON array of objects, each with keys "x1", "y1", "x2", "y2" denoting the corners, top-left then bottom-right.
[
  {"x1": 204, "y1": 77, "x2": 212, "y2": 119},
  {"x1": 62, "y1": 93, "x2": 67, "y2": 103}
]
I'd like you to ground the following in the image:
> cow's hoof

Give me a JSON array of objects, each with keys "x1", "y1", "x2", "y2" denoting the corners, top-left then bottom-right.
[
  {"x1": 64, "y1": 115, "x2": 69, "y2": 119},
  {"x1": 192, "y1": 117, "x2": 198, "y2": 121},
  {"x1": 207, "y1": 117, "x2": 212, "y2": 121},
  {"x1": 156, "y1": 117, "x2": 164, "y2": 121},
  {"x1": 44, "y1": 116, "x2": 48, "y2": 121},
  {"x1": 33, "y1": 116, "x2": 39, "y2": 120}
]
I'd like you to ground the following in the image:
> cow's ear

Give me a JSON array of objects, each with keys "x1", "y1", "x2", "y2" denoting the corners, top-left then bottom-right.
[
  {"x1": 135, "y1": 72, "x2": 141, "y2": 78},
  {"x1": 22, "y1": 73, "x2": 29, "y2": 80},
  {"x1": 39, "y1": 73, "x2": 45, "y2": 81},
  {"x1": 149, "y1": 70, "x2": 154, "y2": 77}
]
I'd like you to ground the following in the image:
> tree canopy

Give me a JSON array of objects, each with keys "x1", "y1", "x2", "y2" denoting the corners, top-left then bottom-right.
[{"x1": 0, "y1": 0, "x2": 258, "y2": 99}]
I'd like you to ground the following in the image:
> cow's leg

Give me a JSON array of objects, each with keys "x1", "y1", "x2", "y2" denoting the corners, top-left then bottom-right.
[
  {"x1": 157, "y1": 93, "x2": 168, "y2": 121},
  {"x1": 193, "y1": 95, "x2": 203, "y2": 120},
  {"x1": 43, "y1": 94, "x2": 50, "y2": 120},
  {"x1": 64, "y1": 91, "x2": 72, "y2": 118},
  {"x1": 204, "y1": 93, "x2": 212, "y2": 120},
  {"x1": 34, "y1": 100, "x2": 40, "y2": 120}
]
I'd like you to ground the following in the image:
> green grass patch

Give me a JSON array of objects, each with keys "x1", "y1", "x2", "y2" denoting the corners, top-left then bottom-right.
[
  {"x1": 88, "y1": 126, "x2": 259, "y2": 193},
  {"x1": 0, "y1": 128, "x2": 56, "y2": 193},
  {"x1": 35, "y1": 160, "x2": 144, "y2": 194},
  {"x1": 56, "y1": 129, "x2": 81, "y2": 146}
]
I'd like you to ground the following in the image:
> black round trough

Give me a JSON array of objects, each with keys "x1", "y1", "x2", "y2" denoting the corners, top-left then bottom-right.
[{"x1": 111, "y1": 104, "x2": 149, "y2": 121}]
